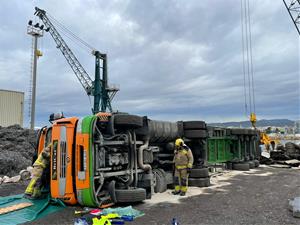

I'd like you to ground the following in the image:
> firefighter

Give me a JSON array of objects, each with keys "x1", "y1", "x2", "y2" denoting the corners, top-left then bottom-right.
[
  {"x1": 24, "y1": 143, "x2": 52, "y2": 199},
  {"x1": 172, "y1": 138, "x2": 194, "y2": 196}
]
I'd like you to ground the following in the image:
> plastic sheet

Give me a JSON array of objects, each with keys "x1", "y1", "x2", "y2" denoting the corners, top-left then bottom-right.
[
  {"x1": 0, "y1": 194, "x2": 65, "y2": 225},
  {"x1": 102, "y1": 206, "x2": 144, "y2": 218}
]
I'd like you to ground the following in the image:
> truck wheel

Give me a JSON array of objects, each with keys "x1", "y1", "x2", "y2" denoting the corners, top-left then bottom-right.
[
  {"x1": 254, "y1": 159, "x2": 260, "y2": 167},
  {"x1": 114, "y1": 114, "x2": 143, "y2": 129},
  {"x1": 233, "y1": 162, "x2": 250, "y2": 171},
  {"x1": 183, "y1": 121, "x2": 206, "y2": 130},
  {"x1": 184, "y1": 130, "x2": 207, "y2": 139},
  {"x1": 115, "y1": 188, "x2": 146, "y2": 203},
  {"x1": 189, "y1": 168, "x2": 209, "y2": 178},
  {"x1": 188, "y1": 177, "x2": 210, "y2": 187},
  {"x1": 248, "y1": 161, "x2": 255, "y2": 169},
  {"x1": 154, "y1": 169, "x2": 167, "y2": 193},
  {"x1": 286, "y1": 142, "x2": 296, "y2": 155},
  {"x1": 164, "y1": 172, "x2": 174, "y2": 185},
  {"x1": 231, "y1": 129, "x2": 248, "y2": 135}
]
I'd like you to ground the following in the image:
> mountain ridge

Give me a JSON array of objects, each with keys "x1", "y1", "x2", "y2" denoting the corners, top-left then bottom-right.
[{"x1": 208, "y1": 119, "x2": 295, "y2": 128}]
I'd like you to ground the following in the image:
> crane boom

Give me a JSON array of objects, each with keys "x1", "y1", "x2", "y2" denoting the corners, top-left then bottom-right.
[
  {"x1": 34, "y1": 7, "x2": 118, "y2": 113},
  {"x1": 34, "y1": 7, "x2": 93, "y2": 95},
  {"x1": 283, "y1": 0, "x2": 300, "y2": 35}
]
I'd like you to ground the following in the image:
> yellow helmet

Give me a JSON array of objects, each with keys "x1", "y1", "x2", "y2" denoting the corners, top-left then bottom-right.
[{"x1": 175, "y1": 138, "x2": 184, "y2": 147}]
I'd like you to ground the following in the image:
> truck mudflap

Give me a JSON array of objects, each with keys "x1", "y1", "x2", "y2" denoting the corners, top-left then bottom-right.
[
  {"x1": 75, "y1": 115, "x2": 98, "y2": 207},
  {"x1": 50, "y1": 117, "x2": 78, "y2": 205}
]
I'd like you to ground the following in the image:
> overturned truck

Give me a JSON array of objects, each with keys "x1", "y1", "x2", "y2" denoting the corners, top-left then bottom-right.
[
  {"x1": 36, "y1": 113, "x2": 260, "y2": 207},
  {"x1": 36, "y1": 113, "x2": 209, "y2": 207}
]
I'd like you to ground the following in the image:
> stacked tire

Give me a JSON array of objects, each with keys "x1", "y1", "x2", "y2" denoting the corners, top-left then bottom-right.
[
  {"x1": 286, "y1": 142, "x2": 300, "y2": 159},
  {"x1": 188, "y1": 167, "x2": 210, "y2": 187},
  {"x1": 154, "y1": 169, "x2": 167, "y2": 193},
  {"x1": 113, "y1": 114, "x2": 143, "y2": 129},
  {"x1": 183, "y1": 121, "x2": 207, "y2": 139}
]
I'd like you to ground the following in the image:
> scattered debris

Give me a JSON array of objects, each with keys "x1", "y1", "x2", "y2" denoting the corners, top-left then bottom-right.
[
  {"x1": 2, "y1": 175, "x2": 21, "y2": 184},
  {"x1": 75, "y1": 206, "x2": 143, "y2": 225},
  {"x1": 261, "y1": 142, "x2": 300, "y2": 167},
  {"x1": 269, "y1": 164, "x2": 291, "y2": 169},
  {"x1": 284, "y1": 159, "x2": 300, "y2": 167},
  {"x1": 19, "y1": 169, "x2": 31, "y2": 181},
  {"x1": 0, "y1": 167, "x2": 33, "y2": 185},
  {"x1": 289, "y1": 197, "x2": 300, "y2": 218}
]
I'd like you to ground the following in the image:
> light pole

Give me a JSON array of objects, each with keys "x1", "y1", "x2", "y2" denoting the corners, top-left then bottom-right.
[{"x1": 27, "y1": 21, "x2": 44, "y2": 129}]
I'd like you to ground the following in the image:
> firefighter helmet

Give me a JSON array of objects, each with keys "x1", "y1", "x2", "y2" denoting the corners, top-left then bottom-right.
[{"x1": 175, "y1": 138, "x2": 184, "y2": 147}]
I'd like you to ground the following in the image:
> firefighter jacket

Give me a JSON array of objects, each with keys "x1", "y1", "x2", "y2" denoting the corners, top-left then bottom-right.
[
  {"x1": 33, "y1": 145, "x2": 51, "y2": 168},
  {"x1": 173, "y1": 145, "x2": 194, "y2": 169}
]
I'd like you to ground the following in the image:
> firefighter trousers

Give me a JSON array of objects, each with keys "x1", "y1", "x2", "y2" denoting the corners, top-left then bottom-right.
[
  {"x1": 24, "y1": 166, "x2": 43, "y2": 198},
  {"x1": 174, "y1": 168, "x2": 189, "y2": 193}
]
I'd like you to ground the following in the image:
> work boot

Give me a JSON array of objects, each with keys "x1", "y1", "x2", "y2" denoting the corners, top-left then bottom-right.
[
  {"x1": 23, "y1": 193, "x2": 34, "y2": 199},
  {"x1": 180, "y1": 191, "x2": 186, "y2": 196},
  {"x1": 172, "y1": 190, "x2": 181, "y2": 195}
]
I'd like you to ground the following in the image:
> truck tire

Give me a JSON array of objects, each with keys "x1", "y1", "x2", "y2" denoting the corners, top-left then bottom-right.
[
  {"x1": 164, "y1": 172, "x2": 174, "y2": 185},
  {"x1": 231, "y1": 129, "x2": 248, "y2": 135},
  {"x1": 114, "y1": 114, "x2": 143, "y2": 129},
  {"x1": 115, "y1": 188, "x2": 146, "y2": 203},
  {"x1": 226, "y1": 162, "x2": 233, "y2": 170},
  {"x1": 154, "y1": 169, "x2": 167, "y2": 193},
  {"x1": 183, "y1": 121, "x2": 206, "y2": 130},
  {"x1": 189, "y1": 168, "x2": 209, "y2": 178},
  {"x1": 294, "y1": 143, "x2": 300, "y2": 151},
  {"x1": 233, "y1": 162, "x2": 250, "y2": 171},
  {"x1": 248, "y1": 161, "x2": 255, "y2": 169},
  {"x1": 188, "y1": 178, "x2": 210, "y2": 187},
  {"x1": 286, "y1": 142, "x2": 296, "y2": 155},
  {"x1": 184, "y1": 130, "x2": 207, "y2": 139}
]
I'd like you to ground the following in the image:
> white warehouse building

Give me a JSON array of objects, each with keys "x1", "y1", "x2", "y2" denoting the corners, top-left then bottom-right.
[{"x1": 0, "y1": 89, "x2": 24, "y2": 127}]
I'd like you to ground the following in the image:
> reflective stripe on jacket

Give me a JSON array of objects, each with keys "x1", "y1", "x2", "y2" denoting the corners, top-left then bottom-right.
[{"x1": 173, "y1": 146, "x2": 194, "y2": 169}]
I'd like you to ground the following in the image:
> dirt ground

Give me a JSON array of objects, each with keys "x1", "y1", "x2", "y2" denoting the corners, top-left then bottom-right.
[{"x1": 1, "y1": 165, "x2": 299, "y2": 225}]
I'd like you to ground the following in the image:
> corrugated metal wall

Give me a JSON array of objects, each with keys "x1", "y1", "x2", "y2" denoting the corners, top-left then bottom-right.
[{"x1": 0, "y1": 89, "x2": 24, "y2": 127}]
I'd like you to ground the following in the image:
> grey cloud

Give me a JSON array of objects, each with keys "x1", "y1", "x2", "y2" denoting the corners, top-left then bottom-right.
[{"x1": 0, "y1": 0, "x2": 299, "y2": 128}]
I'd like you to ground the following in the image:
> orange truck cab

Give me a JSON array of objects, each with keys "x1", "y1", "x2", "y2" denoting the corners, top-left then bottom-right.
[{"x1": 50, "y1": 117, "x2": 78, "y2": 205}]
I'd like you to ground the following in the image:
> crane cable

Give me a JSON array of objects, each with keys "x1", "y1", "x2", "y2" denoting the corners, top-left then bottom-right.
[
  {"x1": 240, "y1": 0, "x2": 256, "y2": 119},
  {"x1": 240, "y1": 0, "x2": 248, "y2": 118},
  {"x1": 247, "y1": 0, "x2": 256, "y2": 114},
  {"x1": 47, "y1": 12, "x2": 96, "y2": 53},
  {"x1": 42, "y1": 11, "x2": 96, "y2": 110}
]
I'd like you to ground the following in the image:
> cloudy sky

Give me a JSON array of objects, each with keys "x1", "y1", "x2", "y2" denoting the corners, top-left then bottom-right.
[{"x1": 0, "y1": 0, "x2": 299, "y2": 128}]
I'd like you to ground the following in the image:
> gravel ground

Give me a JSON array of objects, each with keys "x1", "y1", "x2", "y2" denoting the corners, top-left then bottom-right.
[{"x1": 0, "y1": 166, "x2": 299, "y2": 225}]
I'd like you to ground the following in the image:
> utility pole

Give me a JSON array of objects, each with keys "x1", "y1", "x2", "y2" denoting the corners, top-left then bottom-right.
[{"x1": 27, "y1": 21, "x2": 44, "y2": 129}]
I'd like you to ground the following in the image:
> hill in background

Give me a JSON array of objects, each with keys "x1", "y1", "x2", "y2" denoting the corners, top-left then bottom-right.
[{"x1": 208, "y1": 119, "x2": 295, "y2": 128}]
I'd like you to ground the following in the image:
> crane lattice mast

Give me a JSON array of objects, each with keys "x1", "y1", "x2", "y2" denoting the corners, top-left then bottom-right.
[
  {"x1": 34, "y1": 7, "x2": 118, "y2": 113},
  {"x1": 283, "y1": 0, "x2": 300, "y2": 35}
]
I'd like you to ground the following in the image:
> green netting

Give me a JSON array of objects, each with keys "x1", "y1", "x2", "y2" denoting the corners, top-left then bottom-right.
[{"x1": 0, "y1": 194, "x2": 65, "y2": 225}]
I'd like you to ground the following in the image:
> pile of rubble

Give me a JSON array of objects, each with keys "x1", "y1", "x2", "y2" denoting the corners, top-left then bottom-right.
[
  {"x1": 261, "y1": 142, "x2": 300, "y2": 166},
  {"x1": 0, "y1": 125, "x2": 36, "y2": 177}
]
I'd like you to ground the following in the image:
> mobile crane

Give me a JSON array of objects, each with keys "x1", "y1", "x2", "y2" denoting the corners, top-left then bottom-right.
[{"x1": 34, "y1": 7, "x2": 118, "y2": 114}]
